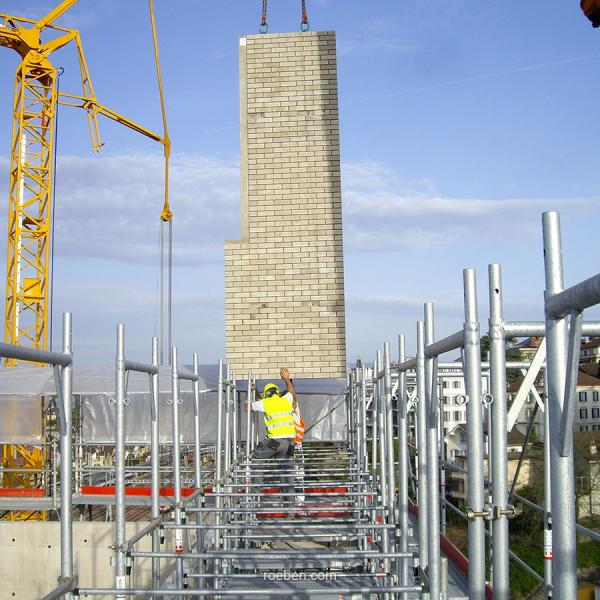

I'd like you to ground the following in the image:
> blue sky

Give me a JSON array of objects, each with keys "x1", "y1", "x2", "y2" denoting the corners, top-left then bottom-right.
[{"x1": 0, "y1": 0, "x2": 598, "y2": 366}]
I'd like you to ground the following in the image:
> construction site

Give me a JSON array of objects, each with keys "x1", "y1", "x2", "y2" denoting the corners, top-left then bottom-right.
[{"x1": 0, "y1": 1, "x2": 599, "y2": 599}]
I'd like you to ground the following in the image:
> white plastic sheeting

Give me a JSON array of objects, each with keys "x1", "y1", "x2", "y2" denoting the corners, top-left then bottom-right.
[
  {"x1": 0, "y1": 366, "x2": 348, "y2": 444},
  {"x1": 0, "y1": 366, "x2": 52, "y2": 443}
]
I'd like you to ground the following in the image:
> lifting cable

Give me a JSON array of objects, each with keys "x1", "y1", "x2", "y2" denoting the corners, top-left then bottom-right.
[
  {"x1": 259, "y1": 0, "x2": 310, "y2": 34},
  {"x1": 149, "y1": 0, "x2": 172, "y2": 365}
]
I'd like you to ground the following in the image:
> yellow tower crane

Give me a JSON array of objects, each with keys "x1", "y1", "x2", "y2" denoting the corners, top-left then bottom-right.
[
  {"x1": 0, "y1": 0, "x2": 171, "y2": 362},
  {"x1": 0, "y1": 0, "x2": 171, "y2": 519}
]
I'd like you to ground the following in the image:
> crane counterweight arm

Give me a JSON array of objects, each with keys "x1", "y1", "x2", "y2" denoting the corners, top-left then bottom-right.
[
  {"x1": 89, "y1": 102, "x2": 164, "y2": 144},
  {"x1": 36, "y1": 0, "x2": 80, "y2": 30}
]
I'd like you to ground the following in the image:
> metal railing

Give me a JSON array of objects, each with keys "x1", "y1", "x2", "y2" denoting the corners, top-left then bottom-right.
[
  {"x1": 0, "y1": 313, "x2": 74, "y2": 600},
  {"x1": 351, "y1": 210, "x2": 600, "y2": 600},
  {"x1": 4, "y1": 209, "x2": 599, "y2": 600}
]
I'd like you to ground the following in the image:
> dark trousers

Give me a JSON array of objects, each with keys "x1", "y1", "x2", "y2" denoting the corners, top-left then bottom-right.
[{"x1": 252, "y1": 437, "x2": 294, "y2": 503}]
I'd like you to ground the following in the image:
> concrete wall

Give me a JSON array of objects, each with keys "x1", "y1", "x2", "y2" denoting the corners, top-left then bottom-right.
[
  {"x1": 225, "y1": 31, "x2": 346, "y2": 379},
  {"x1": 0, "y1": 521, "x2": 177, "y2": 598}
]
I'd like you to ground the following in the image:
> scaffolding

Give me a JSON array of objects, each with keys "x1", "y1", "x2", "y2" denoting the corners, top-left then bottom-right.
[{"x1": 0, "y1": 209, "x2": 599, "y2": 599}]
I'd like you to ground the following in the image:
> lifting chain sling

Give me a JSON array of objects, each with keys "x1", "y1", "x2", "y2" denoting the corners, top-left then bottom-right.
[{"x1": 259, "y1": 0, "x2": 309, "y2": 34}]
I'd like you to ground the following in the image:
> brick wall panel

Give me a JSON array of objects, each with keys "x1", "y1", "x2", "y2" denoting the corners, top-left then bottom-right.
[{"x1": 225, "y1": 31, "x2": 346, "y2": 379}]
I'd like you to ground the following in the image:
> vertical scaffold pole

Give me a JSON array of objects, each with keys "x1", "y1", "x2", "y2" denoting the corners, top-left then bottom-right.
[
  {"x1": 348, "y1": 370, "x2": 355, "y2": 453},
  {"x1": 352, "y1": 370, "x2": 360, "y2": 470},
  {"x1": 358, "y1": 367, "x2": 365, "y2": 473},
  {"x1": 223, "y1": 364, "x2": 232, "y2": 572},
  {"x1": 542, "y1": 211, "x2": 577, "y2": 599},
  {"x1": 439, "y1": 390, "x2": 447, "y2": 539},
  {"x1": 397, "y1": 334, "x2": 409, "y2": 600},
  {"x1": 488, "y1": 264, "x2": 510, "y2": 600},
  {"x1": 224, "y1": 363, "x2": 231, "y2": 473},
  {"x1": 246, "y1": 374, "x2": 252, "y2": 460},
  {"x1": 416, "y1": 320, "x2": 429, "y2": 573},
  {"x1": 463, "y1": 268, "x2": 485, "y2": 600},
  {"x1": 60, "y1": 313, "x2": 73, "y2": 600},
  {"x1": 377, "y1": 350, "x2": 388, "y2": 510},
  {"x1": 384, "y1": 342, "x2": 396, "y2": 516},
  {"x1": 371, "y1": 359, "x2": 378, "y2": 480},
  {"x1": 192, "y1": 352, "x2": 201, "y2": 486},
  {"x1": 214, "y1": 359, "x2": 224, "y2": 586},
  {"x1": 361, "y1": 364, "x2": 368, "y2": 472},
  {"x1": 232, "y1": 370, "x2": 238, "y2": 465},
  {"x1": 375, "y1": 349, "x2": 390, "y2": 597},
  {"x1": 192, "y1": 353, "x2": 203, "y2": 564},
  {"x1": 424, "y1": 303, "x2": 441, "y2": 600},
  {"x1": 543, "y1": 375, "x2": 553, "y2": 596},
  {"x1": 250, "y1": 374, "x2": 257, "y2": 453},
  {"x1": 114, "y1": 324, "x2": 127, "y2": 597},
  {"x1": 150, "y1": 336, "x2": 161, "y2": 595},
  {"x1": 171, "y1": 346, "x2": 184, "y2": 588}
]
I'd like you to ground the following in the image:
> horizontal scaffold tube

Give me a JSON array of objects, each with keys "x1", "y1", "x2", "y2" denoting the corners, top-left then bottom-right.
[
  {"x1": 0, "y1": 342, "x2": 72, "y2": 367},
  {"x1": 425, "y1": 330, "x2": 463, "y2": 358},
  {"x1": 129, "y1": 550, "x2": 414, "y2": 559},
  {"x1": 546, "y1": 273, "x2": 600, "y2": 318},
  {"x1": 78, "y1": 586, "x2": 423, "y2": 596},
  {"x1": 124, "y1": 359, "x2": 158, "y2": 375},
  {"x1": 502, "y1": 321, "x2": 600, "y2": 337}
]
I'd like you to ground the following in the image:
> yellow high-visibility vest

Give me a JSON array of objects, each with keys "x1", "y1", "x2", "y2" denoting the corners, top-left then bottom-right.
[{"x1": 262, "y1": 395, "x2": 295, "y2": 438}]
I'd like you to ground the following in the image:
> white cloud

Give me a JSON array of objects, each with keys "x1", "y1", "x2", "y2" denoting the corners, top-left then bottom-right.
[
  {"x1": 347, "y1": 292, "x2": 459, "y2": 312},
  {"x1": 0, "y1": 152, "x2": 241, "y2": 266},
  {"x1": 1, "y1": 152, "x2": 596, "y2": 262},
  {"x1": 341, "y1": 161, "x2": 599, "y2": 252}
]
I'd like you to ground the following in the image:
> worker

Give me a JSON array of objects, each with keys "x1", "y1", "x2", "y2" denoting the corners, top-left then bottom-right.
[{"x1": 248, "y1": 367, "x2": 297, "y2": 500}]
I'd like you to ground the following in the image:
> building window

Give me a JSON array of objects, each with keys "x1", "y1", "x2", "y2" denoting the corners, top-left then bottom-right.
[
  {"x1": 592, "y1": 408, "x2": 599, "y2": 419},
  {"x1": 442, "y1": 381, "x2": 449, "y2": 389},
  {"x1": 579, "y1": 391, "x2": 587, "y2": 402},
  {"x1": 580, "y1": 408, "x2": 588, "y2": 420},
  {"x1": 453, "y1": 381, "x2": 461, "y2": 389},
  {"x1": 593, "y1": 391, "x2": 599, "y2": 402}
]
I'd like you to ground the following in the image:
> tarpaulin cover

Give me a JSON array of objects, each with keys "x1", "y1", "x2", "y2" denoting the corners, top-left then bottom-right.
[
  {"x1": 0, "y1": 366, "x2": 53, "y2": 443},
  {"x1": 0, "y1": 366, "x2": 348, "y2": 444}
]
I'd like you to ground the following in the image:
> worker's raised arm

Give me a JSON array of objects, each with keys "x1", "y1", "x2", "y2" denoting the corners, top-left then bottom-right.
[{"x1": 280, "y1": 367, "x2": 297, "y2": 410}]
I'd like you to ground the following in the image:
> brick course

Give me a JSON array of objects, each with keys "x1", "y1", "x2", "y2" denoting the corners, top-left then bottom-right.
[{"x1": 225, "y1": 31, "x2": 346, "y2": 379}]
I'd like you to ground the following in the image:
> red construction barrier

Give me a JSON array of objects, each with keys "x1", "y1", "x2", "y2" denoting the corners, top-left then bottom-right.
[
  {"x1": 0, "y1": 488, "x2": 45, "y2": 497},
  {"x1": 80, "y1": 485, "x2": 203, "y2": 497},
  {"x1": 304, "y1": 486, "x2": 349, "y2": 494},
  {"x1": 260, "y1": 487, "x2": 349, "y2": 495},
  {"x1": 409, "y1": 499, "x2": 493, "y2": 599}
]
